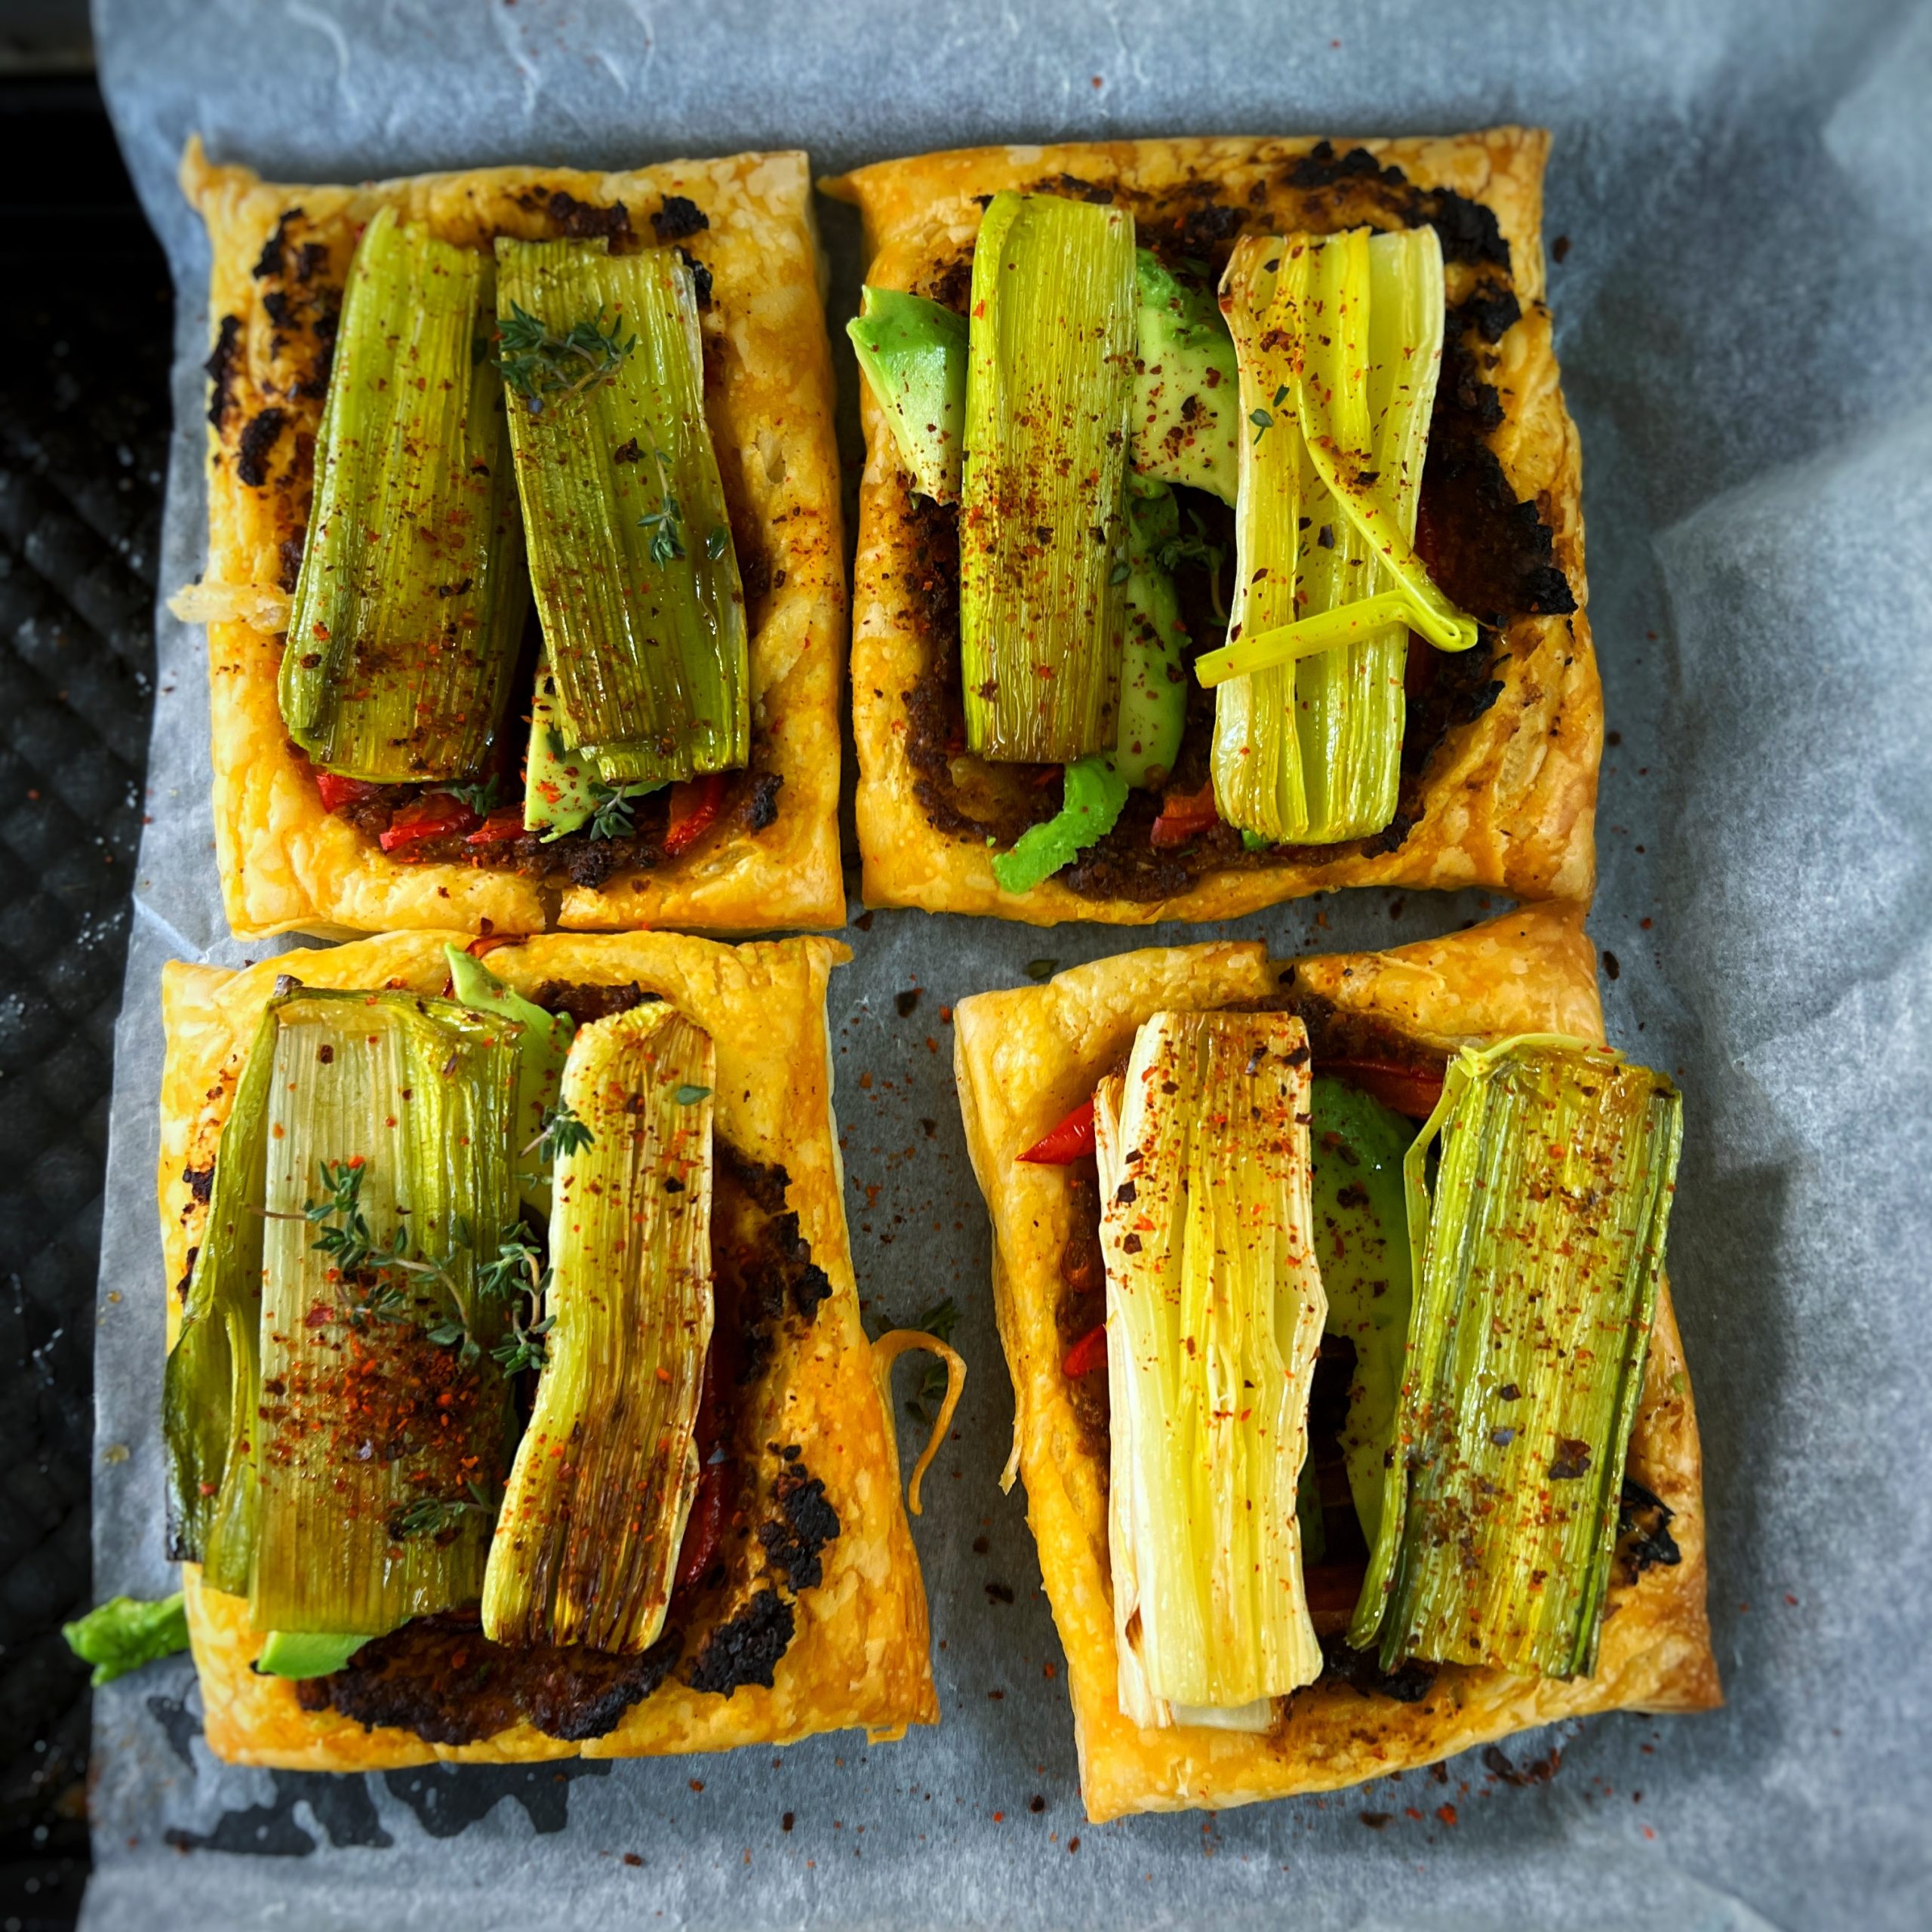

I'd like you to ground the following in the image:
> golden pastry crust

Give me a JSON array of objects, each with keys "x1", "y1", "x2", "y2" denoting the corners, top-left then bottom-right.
[
  {"x1": 952, "y1": 903, "x2": 1717, "y2": 1820},
  {"x1": 182, "y1": 138, "x2": 845, "y2": 940},
  {"x1": 158, "y1": 931, "x2": 939, "y2": 1767},
  {"x1": 823, "y1": 131, "x2": 1598, "y2": 925}
]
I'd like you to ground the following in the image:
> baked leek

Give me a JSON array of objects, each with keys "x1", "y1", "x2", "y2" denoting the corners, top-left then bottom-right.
[
  {"x1": 498, "y1": 238, "x2": 747, "y2": 786},
  {"x1": 281, "y1": 207, "x2": 526, "y2": 783},
  {"x1": 1210, "y1": 228, "x2": 1465, "y2": 843},
  {"x1": 249, "y1": 989, "x2": 521, "y2": 1636},
  {"x1": 960, "y1": 191, "x2": 1136, "y2": 764},
  {"x1": 482, "y1": 1004, "x2": 715, "y2": 1651},
  {"x1": 1098, "y1": 1011, "x2": 1327, "y2": 1729},
  {"x1": 163, "y1": 1000, "x2": 280, "y2": 1595},
  {"x1": 1351, "y1": 1038, "x2": 1683, "y2": 1678},
  {"x1": 445, "y1": 945, "x2": 574, "y2": 1217}
]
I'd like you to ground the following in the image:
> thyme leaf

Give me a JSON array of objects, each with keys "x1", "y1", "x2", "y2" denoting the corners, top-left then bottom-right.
[
  {"x1": 583, "y1": 782, "x2": 635, "y2": 842},
  {"x1": 495, "y1": 301, "x2": 635, "y2": 417},
  {"x1": 525, "y1": 1100, "x2": 594, "y2": 1163},
  {"x1": 443, "y1": 774, "x2": 501, "y2": 817}
]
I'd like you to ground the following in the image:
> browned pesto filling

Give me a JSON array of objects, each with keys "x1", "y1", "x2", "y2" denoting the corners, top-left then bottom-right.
[
  {"x1": 211, "y1": 192, "x2": 783, "y2": 888},
  {"x1": 899, "y1": 144, "x2": 1580, "y2": 901},
  {"x1": 265, "y1": 979, "x2": 838, "y2": 1745},
  {"x1": 1049, "y1": 977, "x2": 1678, "y2": 1703}
]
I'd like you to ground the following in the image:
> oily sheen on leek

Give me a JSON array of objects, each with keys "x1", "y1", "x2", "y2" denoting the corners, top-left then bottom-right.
[
  {"x1": 281, "y1": 208, "x2": 526, "y2": 783},
  {"x1": 1210, "y1": 227, "x2": 1452, "y2": 843},
  {"x1": 1097, "y1": 1010, "x2": 1327, "y2": 1730},
  {"x1": 163, "y1": 1001, "x2": 281, "y2": 1595},
  {"x1": 482, "y1": 1004, "x2": 715, "y2": 1652},
  {"x1": 250, "y1": 989, "x2": 521, "y2": 1635},
  {"x1": 959, "y1": 192, "x2": 1136, "y2": 764},
  {"x1": 499, "y1": 239, "x2": 747, "y2": 786},
  {"x1": 1351, "y1": 1038, "x2": 1683, "y2": 1678}
]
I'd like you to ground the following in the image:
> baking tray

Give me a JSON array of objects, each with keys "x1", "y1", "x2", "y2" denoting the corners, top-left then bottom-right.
[{"x1": 80, "y1": 1, "x2": 1932, "y2": 1925}]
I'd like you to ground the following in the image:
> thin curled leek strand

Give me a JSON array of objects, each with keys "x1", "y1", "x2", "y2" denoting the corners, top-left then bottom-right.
[{"x1": 869, "y1": 1331, "x2": 968, "y2": 1515}]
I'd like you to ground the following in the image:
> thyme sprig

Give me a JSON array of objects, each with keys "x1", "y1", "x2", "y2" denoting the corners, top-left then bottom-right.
[
  {"x1": 388, "y1": 1480, "x2": 492, "y2": 1543},
  {"x1": 478, "y1": 1221, "x2": 555, "y2": 1375},
  {"x1": 496, "y1": 302, "x2": 636, "y2": 417},
  {"x1": 636, "y1": 442, "x2": 686, "y2": 566},
  {"x1": 443, "y1": 774, "x2": 501, "y2": 817},
  {"x1": 583, "y1": 782, "x2": 636, "y2": 842},
  {"x1": 525, "y1": 1100, "x2": 594, "y2": 1163}
]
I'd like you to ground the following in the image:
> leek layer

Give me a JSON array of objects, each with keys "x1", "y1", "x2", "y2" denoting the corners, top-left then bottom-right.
[
  {"x1": 251, "y1": 989, "x2": 521, "y2": 1636},
  {"x1": 445, "y1": 945, "x2": 575, "y2": 1217},
  {"x1": 960, "y1": 191, "x2": 1136, "y2": 764},
  {"x1": 164, "y1": 1000, "x2": 281, "y2": 1595},
  {"x1": 1352, "y1": 1038, "x2": 1683, "y2": 1678},
  {"x1": 482, "y1": 1004, "x2": 715, "y2": 1652},
  {"x1": 1098, "y1": 1010, "x2": 1327, "y2": 1727},
  {"x1": 1210, "y1": 228, "x2": 1452, "y2": 844},
  {"x1": 281, "y1": 208, "x2": 526, "y2": 784},
  {"x1": 499, "y1": 239, "x2": 747, "y2": 786}
]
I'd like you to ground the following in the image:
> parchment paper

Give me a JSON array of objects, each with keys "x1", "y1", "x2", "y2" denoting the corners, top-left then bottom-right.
[{"x1": 81, "y1": 1, "x2": 1932, "y2": 1925}]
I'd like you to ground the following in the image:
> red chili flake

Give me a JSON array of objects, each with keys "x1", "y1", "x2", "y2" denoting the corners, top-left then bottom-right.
[
  {"x1": 1067, "y1": 1837, "x2": 1080, "y2": 1854},
  {"x1": 1435, "y1": 1804, "x2": 1457, "y2": 1826},
  {"x1": 622, "y1": 1853, "x2": 642, "y2": 1867}
]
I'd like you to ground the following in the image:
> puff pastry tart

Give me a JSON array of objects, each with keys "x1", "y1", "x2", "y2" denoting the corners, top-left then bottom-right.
[
  {"x1": 179, "y1": 139, "x2": 845, "y2": 940},
  {"x1": 156, "y1": 930, "x2": 959, "y2": 1768},
  {"x1": 952, "y1": 903, "x2": 1716, "y2": 1820},
  {"x1": 823, "y1": 131, "x2": 1597, "y2": 924}
]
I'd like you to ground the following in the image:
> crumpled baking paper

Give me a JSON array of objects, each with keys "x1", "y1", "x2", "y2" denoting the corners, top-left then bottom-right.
[{"x1": 79, "y1": 0, "x2": 1932, "y2": 1924}]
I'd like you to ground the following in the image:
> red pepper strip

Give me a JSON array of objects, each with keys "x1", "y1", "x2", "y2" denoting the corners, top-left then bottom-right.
[
  {"x1": 1061, "y1": 1322, "x2": 1107, "y2": 1379},
  {"x1": 663, "y1": 772, "x2": 728, "y2": 857},
  {"x1": 377, "y1": 794, "x2": 481, "y2": 854},
  {"x1": 1149, "y1": 780, "x2": 1220, "y2": 849},
  {"x1": 315, "y1": 771, "x2": 383, "y2": 814},
  {"x1": 1017, "y1": 1097, "x2": 1096, "y2": 1164},
  {"x1": 673, "y1": 1460, "x2": 734, "y2": 1592},
  {"x1": 674, "y1": 1344, "x2": 732, "y2": 1591},
  {"x1": 1321, "y1": 1057, "x2": 1444, "y2": 1121},
  {"x1": 463, "y1": 806, "x2": 526, "y2": 846},
  {"x1": 1302, "y1": 1560, "x2": 1370, "y2": 1615}
]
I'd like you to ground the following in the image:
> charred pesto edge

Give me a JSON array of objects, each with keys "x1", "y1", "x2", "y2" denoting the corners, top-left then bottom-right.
[
  {"x1": 894, "y1": 148, "x2": 1577, "y2": 900},
  {"x1": 1044, "y1": 983, "x2": 1660, "y2": 1706},
  {"x1": 210, "y1": 190, "x2": 780, "y2": 878},
  {"x1": 260, "y1": 981, "x2": 838, "y2": 1746}
]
